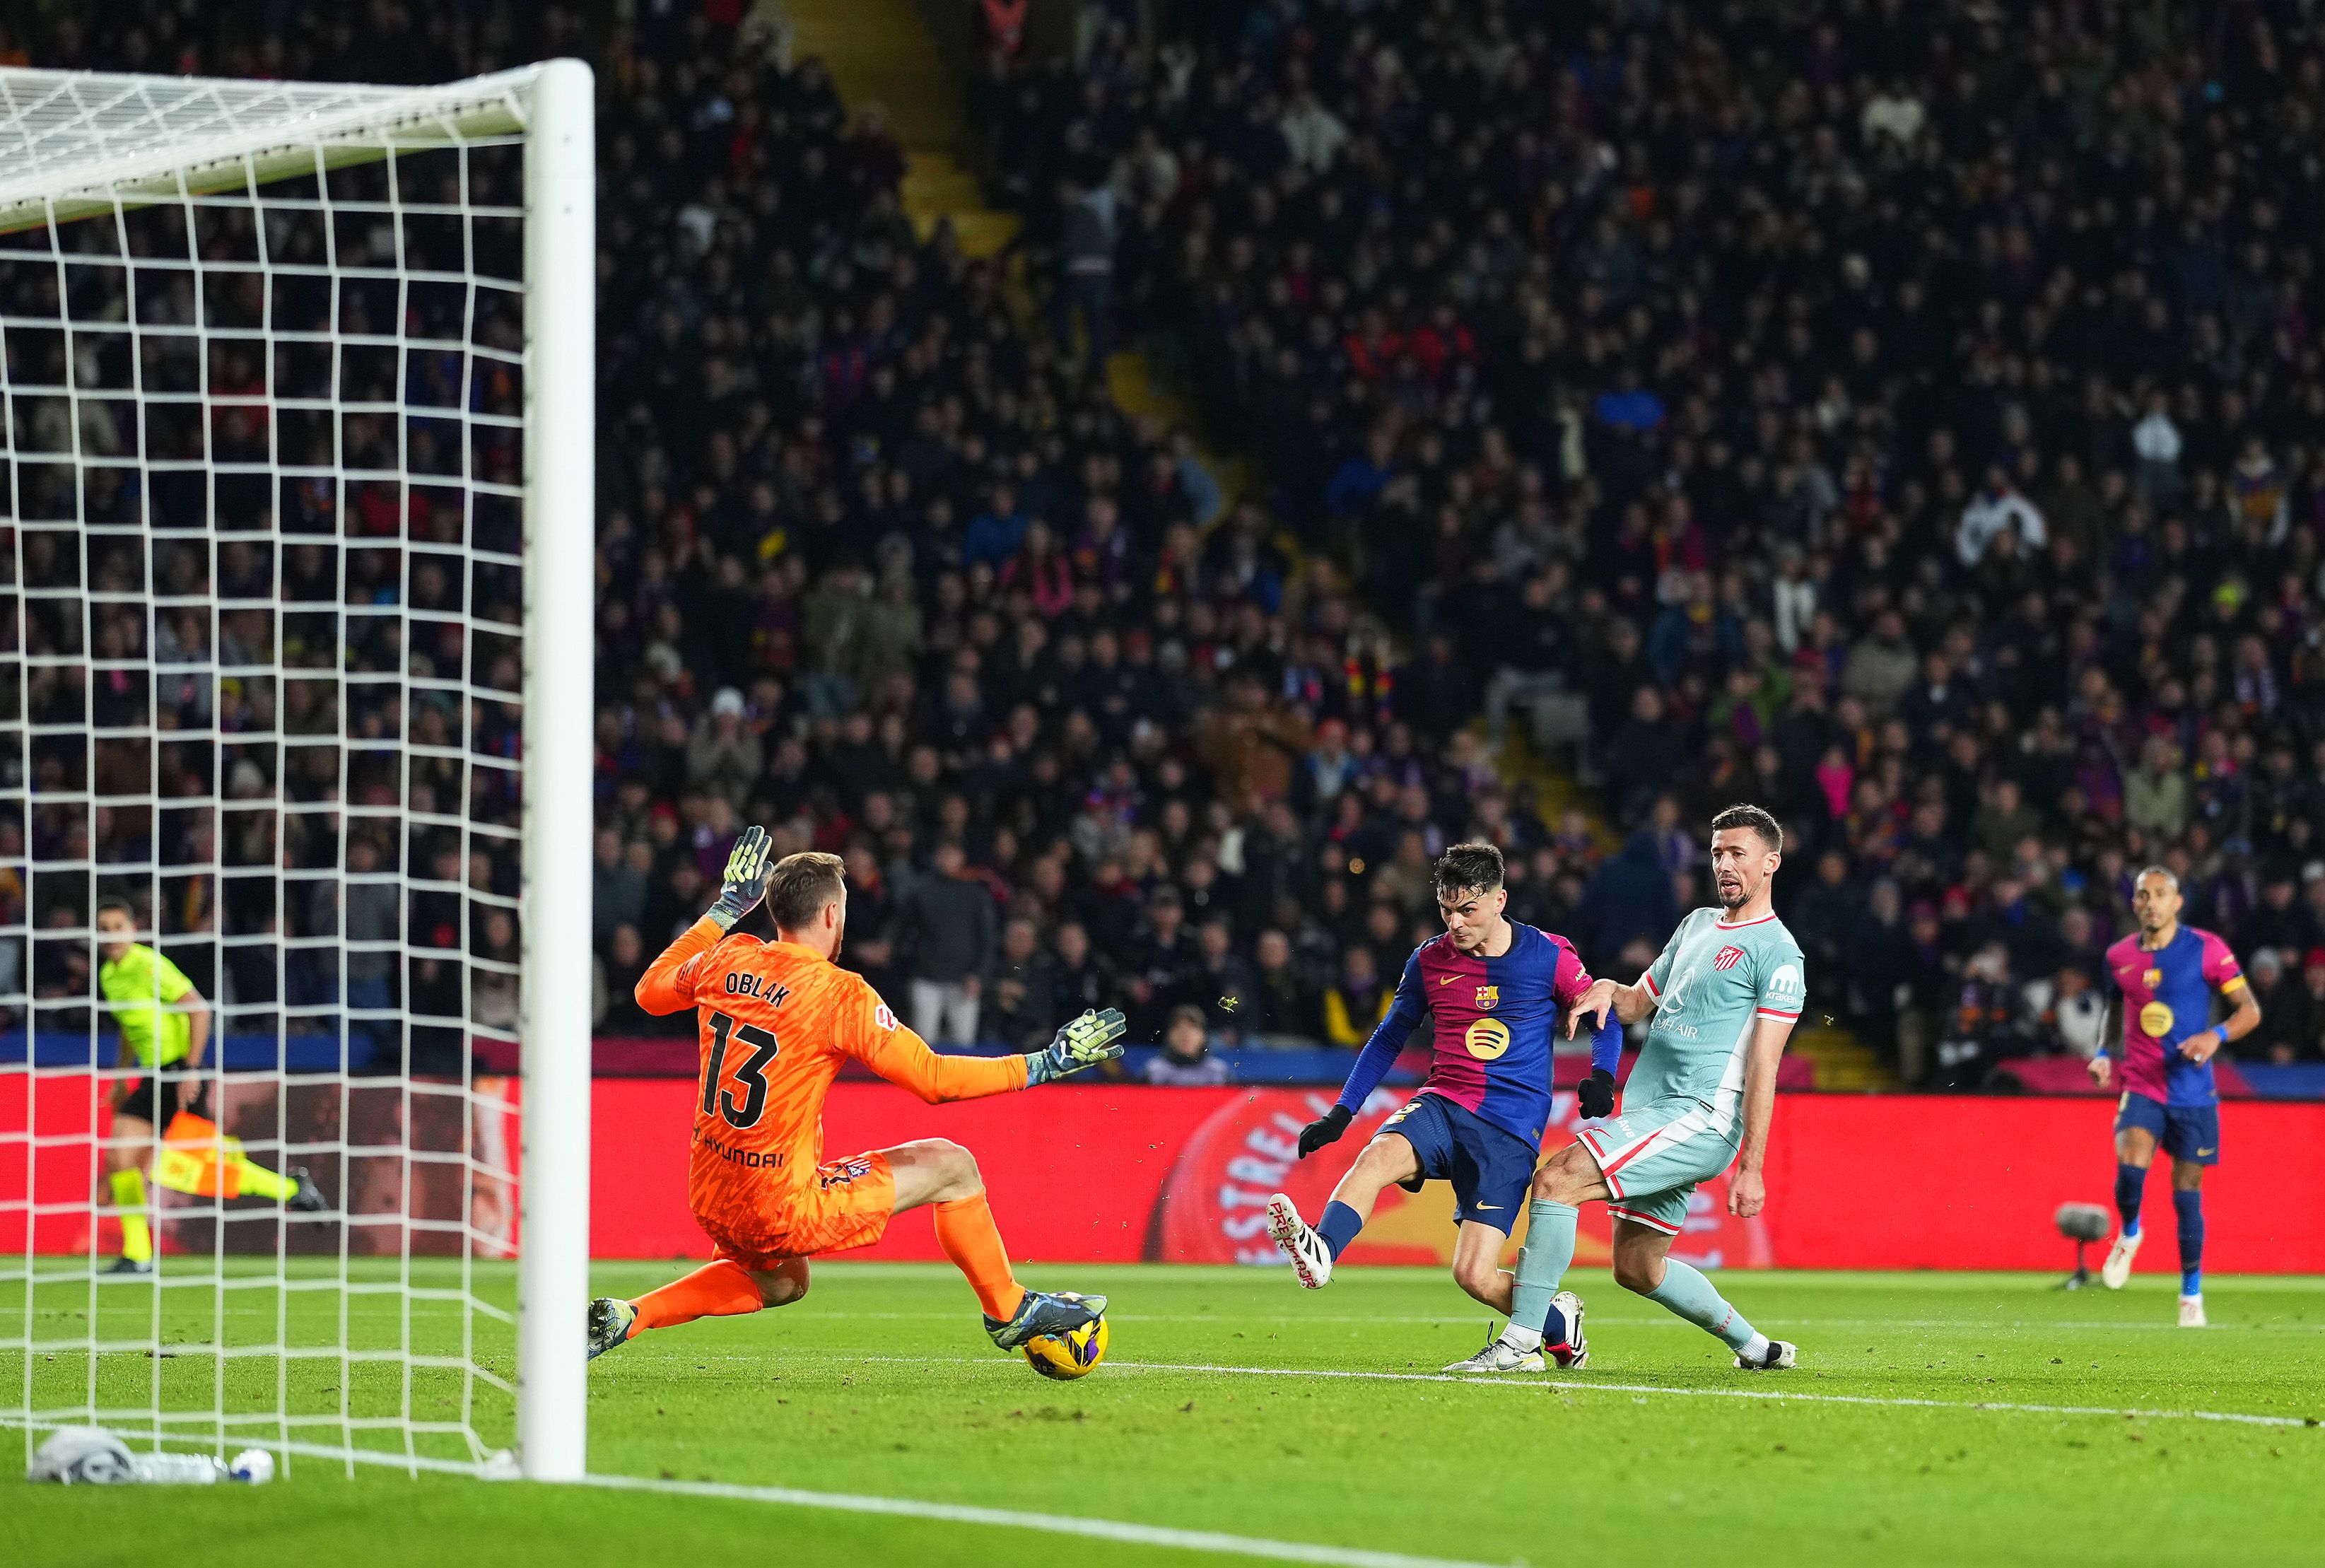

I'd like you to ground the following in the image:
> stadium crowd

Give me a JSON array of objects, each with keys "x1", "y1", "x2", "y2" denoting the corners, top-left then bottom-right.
[
  {"x1": 11, "y1": 0, "x2": 2325, "y2": 1088},
  {"x1": 973, "y1": 0, "x2": 2325, "y2": 1082}
]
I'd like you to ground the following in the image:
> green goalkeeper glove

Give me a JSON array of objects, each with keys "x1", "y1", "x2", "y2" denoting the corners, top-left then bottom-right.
[
  {"x1": 1026, "y1": 1008, "x2": 1128, "y2": 1085},
  {"x1": 707, "y1": 824, "x2": 772, "y2": 930}
]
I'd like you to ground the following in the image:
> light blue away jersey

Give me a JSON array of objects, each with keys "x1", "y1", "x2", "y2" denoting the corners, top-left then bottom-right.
[{"x1": 1632, "y1": 908, "x2": 1805, "y2": 1107}]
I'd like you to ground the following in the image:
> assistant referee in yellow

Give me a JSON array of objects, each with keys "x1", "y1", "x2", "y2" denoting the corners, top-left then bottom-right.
[{"x1": 93, "y1": 899, "x2": 322, "y2": 1275}]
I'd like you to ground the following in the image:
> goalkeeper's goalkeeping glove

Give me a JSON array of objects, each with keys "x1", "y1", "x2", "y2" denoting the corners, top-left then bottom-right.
[
  {"x1": 707, "y1": 825, "x2": 773, "y2": 930},
  {"x1": 1576, "y1": 1067, "x2": 1617, "y2": 1121},
  {"x1": 1026, "y1": 1008, "x2": 1128, "y2": 1084}
]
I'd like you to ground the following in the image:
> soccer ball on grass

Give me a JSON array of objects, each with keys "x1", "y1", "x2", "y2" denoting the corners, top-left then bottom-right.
[{"x1": 1021, "y1": 1293, "x2": 1108, "y2": 1380}]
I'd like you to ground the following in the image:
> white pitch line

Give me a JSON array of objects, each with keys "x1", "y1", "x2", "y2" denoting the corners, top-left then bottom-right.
[
  {"x1": 573, "y1": 1471, "x2": 1506, "y2": 1568},
  {"x1": 1103, "y1": 1360, "x2": 2324, "y2": 1429},
  {"x1": 735, "y1": 1310, "x2": 2325, "y2": 1334},
  {"x1": 727, "y1": 1353, "x2": 2321, "y2": 1429}
]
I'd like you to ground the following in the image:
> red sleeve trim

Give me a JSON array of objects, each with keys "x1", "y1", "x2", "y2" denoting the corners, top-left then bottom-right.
[
  {"x1": 1640, "y1": 972, "x2": 1660, "y2": 998},
  {"x1": 1755, "y1": 1007, "x2": 1800, "y2": 1021}
]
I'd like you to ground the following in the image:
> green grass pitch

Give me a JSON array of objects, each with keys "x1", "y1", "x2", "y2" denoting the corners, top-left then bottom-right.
[{"x1": 9, "y1": 1260, "x2": 2324, "y2": 1567}]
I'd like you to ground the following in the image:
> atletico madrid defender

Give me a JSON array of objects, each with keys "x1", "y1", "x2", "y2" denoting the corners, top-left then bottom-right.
[
  {"x1": 2090, "y1": 866, "x2": 2261, "y2": 1327},
  {"x1": 587, "y1": 831, "x2": 1126, "y2": 1359}
]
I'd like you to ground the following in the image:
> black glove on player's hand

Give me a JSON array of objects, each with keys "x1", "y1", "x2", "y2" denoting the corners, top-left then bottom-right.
[{"x1": 1297, "y1": 1104, "x2": 1352, "y2": 1159}]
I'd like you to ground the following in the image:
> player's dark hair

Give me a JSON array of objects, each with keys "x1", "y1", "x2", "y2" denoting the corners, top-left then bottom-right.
[
  {"x1": 1433, "y1": 841, "x2": 1505, "y2": 900},
  {"x1": 1711, "y1": 803, "x2": 1784, "y2": 855},
  {"x1": 93, "y1": 896, "x2": 135, "y2": 923},
  {"x1": 765, "y1": 850, "x2": 847, "y2": 932}
]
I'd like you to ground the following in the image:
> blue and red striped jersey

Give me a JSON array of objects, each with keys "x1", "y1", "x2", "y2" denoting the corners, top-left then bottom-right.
[{"x1": 1335, "y1": 921, "x2": 1607, "y2": 1147}]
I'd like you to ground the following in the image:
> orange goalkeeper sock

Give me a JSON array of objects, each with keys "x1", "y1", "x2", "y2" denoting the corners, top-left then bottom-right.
[
  {"x1": 933, "y1": 1191, "x2": 1026, "y2": 1323},
  {"x1": 630, "y1": 1259, "x2": 765, "y2": 1335}
]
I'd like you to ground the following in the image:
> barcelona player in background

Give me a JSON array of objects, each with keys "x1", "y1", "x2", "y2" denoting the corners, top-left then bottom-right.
[
  {"x1": 2090, "y1": 867, "x2": 2261, "y2": 1327},
  {"x1": 587, "y1": 830, "x2": 1125, "y2": 1360}
]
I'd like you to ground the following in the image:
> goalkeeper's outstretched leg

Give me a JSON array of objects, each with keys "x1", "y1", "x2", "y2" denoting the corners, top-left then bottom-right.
[
  {"x1": 589, "y1": 1255, "x2": 809, "y2": 1360},
  {"x1": 589, "y1": 1137, "x2": 1103, "y2": 1359}
]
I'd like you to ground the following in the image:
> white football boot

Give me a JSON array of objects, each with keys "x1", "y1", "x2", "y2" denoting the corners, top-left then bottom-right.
[
  {"x1": 1265, "y1": 1193, "x2": 1333, "y2": 1288},
  {"x1": 1545, "y1": 1289, "x2": 1590, "y2": 1369},
  {"x1": 1736, "y1": 1338, "x2": 1798, "y2": 1370},
  {"x1": 2177, "y1": 1294, "x2": 2206, "y2": 1328},
  {"x1": 1443, "y1": 1338, "x2": 1545, "y2": 1374},
  {"x1": 2100, "y1": 1226, "x2": 2143, "y2": 1289}
]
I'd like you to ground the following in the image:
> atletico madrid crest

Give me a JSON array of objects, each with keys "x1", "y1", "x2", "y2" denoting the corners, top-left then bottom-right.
[{"x1": 1714, "y1": 945, "x2": 1745, "y2": 971}]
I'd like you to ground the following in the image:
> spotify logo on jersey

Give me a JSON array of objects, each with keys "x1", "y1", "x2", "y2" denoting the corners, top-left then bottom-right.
[
  {"x1": 2140, "y1": 1002, "x2": 2175, "y2": 1037},
  {"x1": 1464, "y1": 1018, "x2": 1511, "y2": 1060}
]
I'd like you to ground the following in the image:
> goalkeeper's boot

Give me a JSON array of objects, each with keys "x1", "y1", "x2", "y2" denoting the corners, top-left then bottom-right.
[
  {"x1": 587, "y1": 1297, "x2": 638, "y2": 1361},
  {"x1": 985, "y1": 1289, "x2": 1106, "y2": 1351},
  {"x1": 1443, "y1": 1337, "x2": 1544, "y2": 1375},
  {"x1": 1265, "y1": 1193, "x2": 1333, "y2": 1289},
  {"x1": 2099, "y1": 1224, "x2": 2142, "y2": 1289},
  {"x1": 1545, "y1": 1289, "x2": 1590, "y2": 1369},
  {"x1": 100, "y1": 1256, "x2": 155, "y2": 1278},
  {"x1": 286, "y1": 1167, "x2": 329, "y2": 1215},
  {"x1": 1735, "y1": 1338, "x2": 1797, "y2": 1371}
]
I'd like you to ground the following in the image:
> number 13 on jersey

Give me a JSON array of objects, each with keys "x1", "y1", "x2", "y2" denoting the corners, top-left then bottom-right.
[{"x1": 701, "y1": 1010, "x2": 780, "y2": 1129}]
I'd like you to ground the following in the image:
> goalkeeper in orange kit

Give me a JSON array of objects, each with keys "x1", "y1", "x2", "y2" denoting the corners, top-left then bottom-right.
[{"x1": 587, "y1": 829, "x2": 1126, "y2": 1360}]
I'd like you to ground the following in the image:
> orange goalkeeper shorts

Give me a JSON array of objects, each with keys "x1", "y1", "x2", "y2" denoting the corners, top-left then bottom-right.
[{"x1": 698, "y1": 1149, "x2": 896, "y2": 1268}]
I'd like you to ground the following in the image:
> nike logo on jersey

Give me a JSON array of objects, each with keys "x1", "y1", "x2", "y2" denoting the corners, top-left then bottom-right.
[
  {"x1": 1474, "y1": 1204, "x2": 1501, "y2": 1211},
  {"x1": 2197, "y1": 1147, "x2": 2215, "y2": 1157},
  {"x1": 1439, "y1": 973, "x2": 1456, "y2": 986}
]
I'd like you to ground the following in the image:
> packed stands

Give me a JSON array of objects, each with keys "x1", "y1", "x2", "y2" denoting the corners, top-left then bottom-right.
[{"x1": 13, "y1": 1, "x2": 2325, "y2": 1092}]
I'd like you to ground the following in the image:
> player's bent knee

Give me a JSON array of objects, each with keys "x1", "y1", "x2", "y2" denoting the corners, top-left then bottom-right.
[
  {"x1": 1612, "y1": 1254, "x2": 1660, "y2": 1294},
  {"x1": 929, "y1": 1137, "x2": 983, "y2": 1197},
  {"x1": 756, "y1": 1259, "x2": 811, "y2": 1309},
  {"x1": 1530, "y1": 1145, "x2": 1596, "y2": 1205},
  {"x1": 1453, "y1": 1258, "x2": 1500, "y2": 1300}
]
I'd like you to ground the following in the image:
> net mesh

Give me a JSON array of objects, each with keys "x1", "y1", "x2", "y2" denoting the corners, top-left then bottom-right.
[{"x1": 0, "y1": 64, "x2": 553, "y2": 1475}]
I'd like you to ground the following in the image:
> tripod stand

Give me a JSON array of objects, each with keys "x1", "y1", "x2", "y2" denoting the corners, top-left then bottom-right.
[{"x1": 2053, "y1": 1202, "x2": 2111, "y2": 1289}]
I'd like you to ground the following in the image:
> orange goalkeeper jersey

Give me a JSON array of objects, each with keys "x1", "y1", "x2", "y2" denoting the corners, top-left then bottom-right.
[{"x1": 635, "y1": 918, "x2": 1029, "y2": 1223}]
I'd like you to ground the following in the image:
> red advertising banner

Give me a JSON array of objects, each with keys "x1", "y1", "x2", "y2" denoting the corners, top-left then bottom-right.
[
  {"x1": 1, "y1": 1072, "x2": 517, "y2": 1259},
  {"x1": 13, "y1": 1075, "x2": 2323, "y2": 1272},
  {"x1": 585, "y1": 1080, "x2": 2325, "y2": 1273}
]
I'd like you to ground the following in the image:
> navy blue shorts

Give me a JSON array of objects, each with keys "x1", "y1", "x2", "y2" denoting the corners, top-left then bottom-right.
[
  {"x1": 1378, "y1": 1093, "x2": 1538, "y2": 1229},
  {"x1": 2114, "y1": 1092, "x2": 2220, "y2": 1166}
]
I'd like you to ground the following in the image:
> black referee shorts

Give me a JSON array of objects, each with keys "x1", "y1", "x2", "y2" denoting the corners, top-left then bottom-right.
[{"x1": 115, "y1": 1072, "x2": 213, "y2": 1130}]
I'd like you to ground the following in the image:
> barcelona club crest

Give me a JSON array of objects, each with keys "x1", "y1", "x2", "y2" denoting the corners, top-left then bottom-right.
[{"x1": 1475, "y1": 983, "x2": 1499, "y2": 1010}]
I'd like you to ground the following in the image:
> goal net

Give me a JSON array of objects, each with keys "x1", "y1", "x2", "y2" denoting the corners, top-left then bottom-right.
[{"x1": 0, "y1": 62, "x2": 594, "y2": 1480}]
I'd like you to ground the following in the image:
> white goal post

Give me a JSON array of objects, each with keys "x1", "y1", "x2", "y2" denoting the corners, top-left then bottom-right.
[{"x1": 0, "y1": 61, "x2": 593, "y2": 1480}]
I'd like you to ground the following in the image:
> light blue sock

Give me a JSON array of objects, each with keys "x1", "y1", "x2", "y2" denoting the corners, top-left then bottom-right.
[
  {"x1": 1646, "y1": 1257, "x2": 1758, "y2": 1352},
  {"x1": 1506, "y1": 1199, "x2": 1577, "y2": 1345}
]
